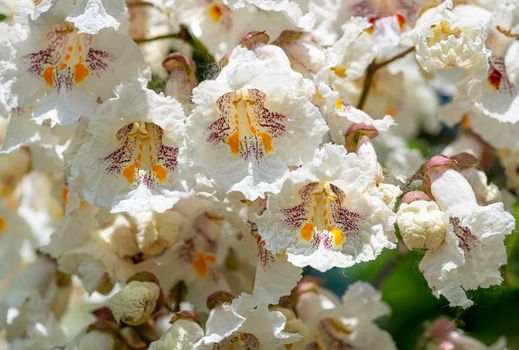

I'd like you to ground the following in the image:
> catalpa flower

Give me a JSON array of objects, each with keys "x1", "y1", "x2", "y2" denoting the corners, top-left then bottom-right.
[
  {"x1": 173, "y1": 0, "x2": 314, "y2": 58},
  {"x1": 296, "y1": 281, "x2": 396, "y2": 349},
  {"x1": 6, "y1": 7, "x2": 145, "y2": 125},
  {"x1": 197, "y1": 253, "x2": 303, "y2": 349},
  {"x1": 415, "y1": 157, "x2": 515, "y2": 308},
  {"x1": 254, "y1": 144, "x2": 396, "y2": 272},
  {"x1": 69, "y1": 77, "x2": 190, "y2": 215},
  {"x1": 137, "y1": 197, "x2": 258, "y2": 310},
  {"x1": 411, "y1": 0, "x2": 490, "y2": 73},
  {"x1": 187, "y1": 46, "x2": 327, "y2": 200}
]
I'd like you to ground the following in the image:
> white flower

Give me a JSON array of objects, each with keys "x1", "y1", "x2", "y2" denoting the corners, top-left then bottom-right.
[
  {"x1": 254, "y1": 144, "x2": 396, "y2": 272},
  {"x1": 272, "y1": 30, "x2": 326, "y2": 79},
  {"x1": 397, "y1": 200, "x2": 448, "y2": 250},
  {"x1": 32, "y1": 0, "x2": 126, "y2": 34},
  {"x1": 1, "y1": 108, "x2": 74, "y2": 172},
  {"x1": 69, "y1": 77, "x2": 191, "y2": 215},
  {"x1": 325, "y1": 17, "x2": 377, "y2": 82},
  {"x1": 136, "y1": 197, "x2": 258, "y2": 310},
  {"x1": 0, "y1": 200, "x2": 34, "y2": 280},
  {"x1": 165, "y1": 0, "x2": 313, "y2": 58},
  {"x1": 187, "y1": 46, "x2": 327, "y2": 200},
  {"x1": 420, "y1": 163, "x2": 515, "y2": 308},
  {"x1": 65, "y1": 329, "x2": 114, "y2": 350},
  {"x1": 44, "y1": 205, "x2": 136, "y2": 293},
  {"x1": 296, "y1": 282, "x2": 396, "y2": 349},
  {"x1": 149, "y1": 318, "x2": 205, "y2": 350},
  {"x1": 411, "y1": 0, "x2": 490, "y2": 73},
  {"x1": 108, "y1": 280, "x2": 161, "y2": 325},
  {"x1": 6, "y1": 9, "x2": 145, "y2": 125}
]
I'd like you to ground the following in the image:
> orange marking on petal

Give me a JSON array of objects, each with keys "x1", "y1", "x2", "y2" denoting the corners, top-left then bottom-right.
[
  {"x1": 258, "y1": 132, "x2": 273, "y2": 154},
  {"x1": 64, "y1": 54, "x2": 71, "y2": 61},
  {"x1": 208, "y1": 3, "x2": 223, "y2": 22},
  {"x1": 73, "y1": 63, "x2": 89, "y2": 84},
  {"x1": 60, "y1": 63, "x2": 68, "y2": 69},
  {"x1": 328, "y1": 226, "x2": 344, "y2": 246},
  {"x1": 395, "y1": 12, "x2": 406, "y2": 31},
  {"x1": 488, "y1": 68, "x2": 502, "y2": 90},
  {"x1": 461, "y1": 115, "x2": 471, "y2": 128},
  {"x1": 0, "y1": 216, "x2": 5, "y2": 232},
  {"x1": 336, "y1": 97, "x2": 343, "y2": 110},
  {"x1": 192, "y1": 252, "x2": 216, "y2": 277},
  {"x1": 226, "y1": 131, "x2": 240, "y2": 154},
  {"x1": 152, "y1": 164, "x2": 168, "y2": 182},
  {"x1": 300, "y1": 223, "x2": 314, "y2": 241},
  {"x1": 62, "y1": 186, "x2": 69, "y2": 205},
  {"x1": 67, "y1": 46, "x2": 73, "y2": 52},
  {"x1": 385, "y1": 105, "x2": 396, "y2": 117},
  {"x1": 42, "y1": 66, "x2": 54, "y2": 87},
  {"x1": 122, "y1": 162, "x2": 139, "y2": 183}
]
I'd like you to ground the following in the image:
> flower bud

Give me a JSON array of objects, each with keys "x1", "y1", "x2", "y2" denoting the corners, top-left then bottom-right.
[
  {"x1": 344, "y1": 123, "x2": 378, "y2": 153},
  {"x1": 206, "y1": 290, "x2": 234, "y2": 310},
  {"x1": 396, "y1": 200, "x2": 447, "y2": 250},
  {"x1": 239, "y1": 31, "x2": 270, "y2": 50},
  {"x1": 162, "y1": 53, "x2": 197, "y2": 113},
  {"x1": 108, "y1": 280, "x2": 161, "y2": 325},
  {"x1": 273, "y1": 30, "x2": 325, "y2": 78}
]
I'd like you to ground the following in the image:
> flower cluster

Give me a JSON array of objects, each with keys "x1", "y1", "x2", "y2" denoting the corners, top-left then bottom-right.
[{"x1": 0, "y1": 0, "x2": 517, "y2": 349}]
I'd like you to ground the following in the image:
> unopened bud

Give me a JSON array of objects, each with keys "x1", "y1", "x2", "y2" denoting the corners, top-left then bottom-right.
[
  {"x1": 206, "y1": 291, "x2": 234, "y2": 310},
  {"x1": 397, "y1": 200, "x2": 447, "y2": 250},
  {"x1": 239, "y1": 31, "x2": 270, "y2": 50},
  {"x1": 344, "y1": 123, "x2": 378, "y2": 152},
  {"x1": 108, "y1": 280, "x2": 161, "y2": 325}
]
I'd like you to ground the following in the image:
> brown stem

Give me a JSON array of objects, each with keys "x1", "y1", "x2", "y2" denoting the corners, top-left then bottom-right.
[
  {"x1": 372, "y1": 244, "x2": 408, "y2": 288},
  {"x1": 356, "y1": 46, "x2": 415, "y2": 109},
  {"x1": 133, "y1": 32, "x2": 182, "y2": 44},
  {"x1": 127, "y1": 0, "x2": 155, "y2": 7}
]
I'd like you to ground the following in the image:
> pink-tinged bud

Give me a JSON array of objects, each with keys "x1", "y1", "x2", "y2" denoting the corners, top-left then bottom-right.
[
  {"x1": 422, "y1": 155, "x2": 457, "y2": 198},
  {"x1": 426, "y1": 318, "x2": 456, "y2": 340},
  {"x1": 206, "y1": 291, "x2": 234, "y2": 310},
  {"x1": 162, "y1": 53, "x2": 198, "y2": 112},
  {"x1": 239, "y1": 31, "x2": 270, "y2": 50},
  {"x1": 162, "y1": 53, "x2": 195, "y2": 75},
  {"x1": 273, "y1": 30, "x2": 325, "y2": 78},
  {"x1": 170, "y1": 310, "x2": 199, "y2": 325},
  {"x1": 401, "y1": 191, "x2": 432, "y2": 204},
  {"x1": 344, "y1": 123, "x2": 379, "y2": 152},
  {"x1": 293, "y1": 278, "x2": 321, "y2": 299}
]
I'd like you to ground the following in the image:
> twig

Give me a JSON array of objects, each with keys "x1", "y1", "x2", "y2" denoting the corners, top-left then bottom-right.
[
  {"x1": 372, "y1": 244, "x2": 408, "y2": 288},
  {"x1": 356, "y1": 46, "x2": 415, "y2": 109},
  {"x1": 127, "y1": 0, "x2": 155, "y2": 7},
  {"x1": 133, "y1": 32, "x2": 182, "y2": 44}
]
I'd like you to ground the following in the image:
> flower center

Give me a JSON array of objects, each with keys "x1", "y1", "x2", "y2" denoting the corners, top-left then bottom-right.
[
  {"x1": 23, "y1": 23, "x2": 112, "y2": 91},
  {"x1": 428, "y1": 20, "x2": 461, "y2": 45},
  {"x1": 192, "y1": 251, "x2": 217, "y2": 277},
  {"x1": 207, "y1": 88, "x2": 287, "y2": 160},
  {"x1": 281, "y1": 182, "x2": 362, "y2": 248},
  {"x1": 101, "y1": 121, "x2": 178, "y2": 188}
]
